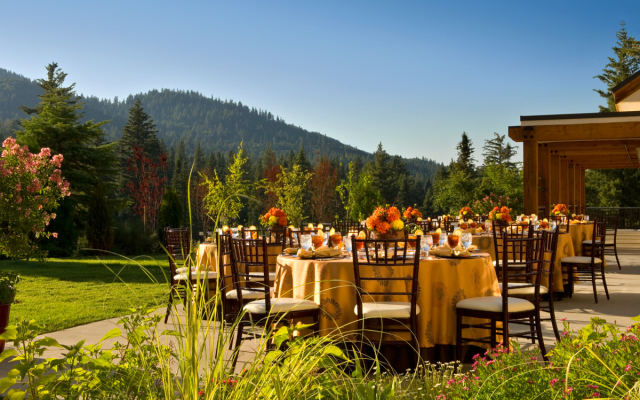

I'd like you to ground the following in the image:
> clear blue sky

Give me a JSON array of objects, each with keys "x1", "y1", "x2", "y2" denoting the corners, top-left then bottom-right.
[{"x1": 1, "y1": 0, "x2": 638, "y2": 163}]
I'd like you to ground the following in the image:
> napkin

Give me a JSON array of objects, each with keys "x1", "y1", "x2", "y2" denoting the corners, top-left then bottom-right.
[
  {"x1": 297, "y1": 247, "x2": 342, "y2": 259},
  {"x1": 284, "y1": 248, "x2": 299, "y2": 254},
  {"x1": 429, "y1": 243, "x2": 474, "y2": 257},
  {"x1": 429, "y1": 246, "x2": 453, "y2": 257},
  {"x1": 462, "y1": 228, "x2": 477, "y2": 234}
]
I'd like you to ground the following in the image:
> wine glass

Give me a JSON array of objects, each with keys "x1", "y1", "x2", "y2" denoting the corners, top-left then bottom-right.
[
  {"x1": 549, "y1": 220, "x2": 557, "y2": 231},
  {"x1": 301, "y1": 234, "x2": 312, "y2": 251},
  {"x1": 461, "y1": 232, "x2": 472, "y2": 250},
  {"x1": 343, "y1": 235, "x2": 352, "y2": 254}
]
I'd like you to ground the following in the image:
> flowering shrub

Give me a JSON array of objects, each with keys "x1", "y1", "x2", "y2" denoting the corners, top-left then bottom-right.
[
  {"x1": 551, "y1": 203, "x2": 570, "y2": 216},
  {"x1": 0, "y1": 137, "x2": 70, "y2": 258},
  {"x1": 260, "y1": 207, "x2": 287, "y2": 227},
  {"x1": 403, "y1": 205, "x2": 423, "y2": 220},
  {"x1": 366, "y1": 206, "x2": 403, "y2": 234},
  {"x1": 473, "y1": 193, "x2": 520, "y2": 216},
  {"x1": 488, "y1": 206, "x2": 512, "y2": 222},
  {"x1": 433, "y1": 317, "x2": 640, "y2": 400}
]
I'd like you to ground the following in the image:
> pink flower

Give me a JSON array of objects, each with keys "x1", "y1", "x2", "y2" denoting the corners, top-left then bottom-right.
[
  {"x1": 625, "y1": 364, "x2": 631, "y2": 371},
  {"x1": 15, "y1": 196, "x2": 22, "y2": 204},
  {"x1": 549, "y1": 378, "x2": 559, "y2": 388},
  {"x1": 591, "y1": 392, "x2": 601, "y2": 398},
  {"x1": 52, "y1": 233, "x2": 58, "y2": 238}
]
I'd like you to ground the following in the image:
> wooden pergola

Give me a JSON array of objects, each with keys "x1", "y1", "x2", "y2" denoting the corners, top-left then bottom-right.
[{"x1": 508, "y1": 71, "x2": 640, "y2": 215}]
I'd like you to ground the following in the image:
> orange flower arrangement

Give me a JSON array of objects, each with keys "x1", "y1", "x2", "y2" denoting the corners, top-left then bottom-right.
[
  {"x1": 260, "y1": 207, "x2": 287, "y2": 227},
  {"x1": 366, "y1": 206, "x2": 403, "y2": 234},
  {"x1": 403, "y1": 206, "x2": 423, "y2": 220},
  {"x1": 459, "y1": 206, "x2": 474, "y2": 220},
  {"x1": 488, "y1": 206, "x2": 512, "y2": 222},
  {"x1": 550, "y1": 204, "x2": 569, "y2": 216}
]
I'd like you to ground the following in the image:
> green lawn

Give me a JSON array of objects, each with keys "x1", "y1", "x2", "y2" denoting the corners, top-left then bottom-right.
[{"x1": 0, "y1": 255, "x2": 170, "y2": 333}]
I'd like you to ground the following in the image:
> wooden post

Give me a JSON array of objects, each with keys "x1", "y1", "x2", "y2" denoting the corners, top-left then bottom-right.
[
  {"x1": 538, "y1": 144, "x2": 550, "y2": 216},
  {"x1": 559, "y1": 158, "x2": 568, "y2": 205},
  {"x1": 549, "y1": 154, "x2": 560, "y2": 212},
  {"x1": 568, "y1": 162, "x2": 575, "y2": 213},
  {"x1": 523, "y1": 139, "x2": 539, "y2": 215},
  {"x1": 580, "y1": 167, "x2": 586, "y2": 214}
]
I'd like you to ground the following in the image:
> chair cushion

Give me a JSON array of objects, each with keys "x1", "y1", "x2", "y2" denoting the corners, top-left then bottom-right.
[
  {"x1": 243, "y1": 297, "x2": 319, "y2": 314},
  {"x1": 582, "y1": 240, "x2": 601, "y2": 245},
  {"x1": 226, "y1": 287, "x2": 274, "y2": 300},
  {"x1": 173, "y1": 271, "x2": 218, "y2": 281},
  {"x1": 354, "y1": 302, "x2": 420, "y2": 319},
  {"x1": 498, "y1": 282, "x2": 548, "y2": 295},
  {"x1": 247, "y1": 272, "x2": 277, "y2": 282},
  {"x1": 561, "y1": 256, "x2": 603, "y2": 264},
  {"x1": 456, "y1": 296, "x2": 534, "y2": 313}
]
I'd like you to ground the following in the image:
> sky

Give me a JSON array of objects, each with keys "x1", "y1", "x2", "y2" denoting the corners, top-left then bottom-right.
[{"x1": 1, "y1": 0, "x2": 639, "y2": 163}]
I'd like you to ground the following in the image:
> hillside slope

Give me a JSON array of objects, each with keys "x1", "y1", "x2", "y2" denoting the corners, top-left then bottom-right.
[{"x1": 0, "y1": 67, "x2": 441, "y2": 179}]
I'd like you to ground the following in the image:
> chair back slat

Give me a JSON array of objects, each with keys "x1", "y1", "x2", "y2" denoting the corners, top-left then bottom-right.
[
  {"x1": 332, "y1": 221, "x2": 363, "y2": 236},
  {"x1": 492, "y1": 222, "x2": 534, "y2": 278},
  {"x1": 230, "y1": 236, "x2": 271, "y2": 309},
  {"x1": 216, "y1": 233, "x2": 235, "y2": 298},
  {"x1": 501, "y1": 233, "x2": 544, "y2": 308},
  {"x1": 351, "y1": 236, "x2": 421, "y2": 321}
]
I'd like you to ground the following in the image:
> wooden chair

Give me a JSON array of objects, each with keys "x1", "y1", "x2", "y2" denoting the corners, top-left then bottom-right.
[
  {"x1": 456, "y1": 232, "x2": 547, "y2": 361},
  {"x1": 491, "y1": 221, "x2": 533, "y2": 277},
  {"x1": 283, "y1": 229, "x2": 302, "y2": 250},
  {"x1": 584, "y1": 215, "x2": 621, "y2": 270},
  {"x1": 229, "y1": 236, "x2": 319, "y2": 368},
  {"x1": 561, "y1": 221, "x2": 609, "y2": 303},
  {"x1": 333, "y1": 221, "x2": 363, "y2": 236},
  {"x1": 351, "y1": 235, "x2": 422, "y2": 368}
]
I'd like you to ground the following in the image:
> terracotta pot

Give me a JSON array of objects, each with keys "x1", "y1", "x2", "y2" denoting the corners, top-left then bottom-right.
[
  {"x1": 372, "y1": 230, "x2": 404, "y2": 240},
  {"x1": 0, "y1": 303, "x2": 11, "y2": 353}
]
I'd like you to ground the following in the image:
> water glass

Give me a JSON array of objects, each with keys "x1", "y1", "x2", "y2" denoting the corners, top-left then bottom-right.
[
  {"x1": 516, "y1": 215, "x2": 522, "y2": 222},
  {"x1": 485, "y1": 220, "x2": 491, "y2": 231},
  {"x1": 585, "y1": 215, "x2": 590, "y2": 222},
  {"x1": 421, "y1": 235, "x2": 433, "y2": 254},
  {"x1": 440, "y1": 232, "x2": 446, "y2": 246},
  {"x1": 301, "y1": 234, "x2": 312, "y2": 250},
  {"x1": 549, "y1": 220, "x2": 557, "y2": 230},
  {"x1": 461, "y1": 232, "x2": 472, "y2": 249},
  {"x1": 343, "y1": 235, "x2": 352, "y2": 254}
]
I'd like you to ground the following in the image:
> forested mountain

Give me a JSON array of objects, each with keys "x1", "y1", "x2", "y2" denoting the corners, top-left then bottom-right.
[{"x1": 0, "y1": 67, "x2": 441, "y2": 178}]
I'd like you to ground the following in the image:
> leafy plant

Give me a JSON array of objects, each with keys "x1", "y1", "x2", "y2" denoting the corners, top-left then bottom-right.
[{"x1": 0, "y1": 272, "x2": 20, "y2": 305}]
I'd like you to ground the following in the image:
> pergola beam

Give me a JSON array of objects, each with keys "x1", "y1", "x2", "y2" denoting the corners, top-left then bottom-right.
[
  {"x1": 542, "y1": 139, "x2": 640, "y2": 149},
  {"x1": 509, "y1": 123, "x2": 640, "y2": 142}
]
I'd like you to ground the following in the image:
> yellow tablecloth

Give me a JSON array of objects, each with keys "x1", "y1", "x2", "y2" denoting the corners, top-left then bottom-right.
[
  {"x1": 567, "y1": 223, "x2": 593, "y2": 257},
  {"x1": 195, "y1": 242, "x2": 281, "y2": 283},
  {"x1": 274, "y1": 253, "x2": 500, "y2": 348},
  {"x1": 472, "y1": 233, "x2": 577, "y2": 292}
]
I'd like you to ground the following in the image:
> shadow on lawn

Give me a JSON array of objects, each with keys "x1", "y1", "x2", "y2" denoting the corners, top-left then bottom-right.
[{"x1": 0, "y1": 254, "x2": 170, "y2": 285}]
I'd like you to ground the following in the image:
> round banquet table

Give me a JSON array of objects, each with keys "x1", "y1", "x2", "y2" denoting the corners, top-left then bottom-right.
[
  {"x1": 274, "y1": 252, "x2": 501, "y2": 359},
  {"x1": 472, "y1": 231, "x2": 587, "y2": 293},
  {"x1": 566, "y1": 223, "x2": 593, "y2": 257}
]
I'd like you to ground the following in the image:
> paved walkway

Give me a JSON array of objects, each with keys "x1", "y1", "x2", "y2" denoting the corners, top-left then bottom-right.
[{"x1": 1, "y1": 253, "x2": 638, "y2": 379}]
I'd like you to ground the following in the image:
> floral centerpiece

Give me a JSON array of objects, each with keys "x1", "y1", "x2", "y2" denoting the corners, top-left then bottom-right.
[
  {"x1": 402, "y1": 206, "x2": 422, "y2": 221},
  {"x1": 366, "y1": 206, "x2": 404, "y2": 239},
  {"x1": 550, "y1": 204, "x2": 569, "y2": 216},
  {"x1": 459, "y1": 206, "x2": 474, "y2": 220},
  {"x1": 260, "y1": 207, "x2": 287, "y2": 228},
  {"x1": 488, "y1": 206, "x2": 512, "y2": 225}
]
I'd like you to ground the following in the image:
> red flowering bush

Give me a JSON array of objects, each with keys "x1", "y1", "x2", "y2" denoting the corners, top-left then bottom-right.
[
  {"x1": 260, "y1": 207, "x2": 287, "y2": 227},
  {"x1": 0, "y1": 137, "x2": 70, "y2": 258}
]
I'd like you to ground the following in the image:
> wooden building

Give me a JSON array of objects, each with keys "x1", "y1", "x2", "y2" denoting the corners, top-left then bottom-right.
[{"x1": 509, "y1": 71, "x2": 640, "y2": 215}]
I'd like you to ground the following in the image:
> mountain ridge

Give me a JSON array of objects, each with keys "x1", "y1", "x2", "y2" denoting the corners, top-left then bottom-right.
[{"x1": 0, "y1": 67, "x2": 441, "y2": 180}]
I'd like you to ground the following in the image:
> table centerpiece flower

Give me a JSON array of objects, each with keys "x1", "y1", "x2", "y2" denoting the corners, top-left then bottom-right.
[
  {"x1": 550, "y1": 204, "x2": 569, "y2": 217},
  {"x1": 459, "y1": 206, "x2": 474, "y2": 220},
  {"x1": 260, "y1": 207, "x2": 287, "y2": 228},
  {"x1": 402, "y1": 205, "x2": 423, "y2": 223},
  {"x1": 366, "y1": 206, "x2": 404, "y2": 239},
  {"x1": 488, "y1": 206, "x2": 512, "y2": 225}
]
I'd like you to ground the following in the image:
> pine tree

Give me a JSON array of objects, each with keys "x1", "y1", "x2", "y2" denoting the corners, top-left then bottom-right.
[
  {"x1": 86, "y1": 180, "x2": 114, "y2": 252},
  {"x1": 172, "y1": 139, "x2": 189, "y2": 224},
  {"x1": 482, "y1": 133, "x2": 518, "y2": 168},
  {"x1": 17, "y1": 63, "x2": 116, "y2": 255},
  {"x1": 454, "y1": 132, "x2": 475, "y2": 175},
  {"x1": 294, "y1": 144, "x2": 312, "y2": 172},
  {"x1": 594, "y1": 22, "x2": 640, "y2": 112},
  {"x1": 120, "y1": 99, "x2": 161, "y2": 161}
]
